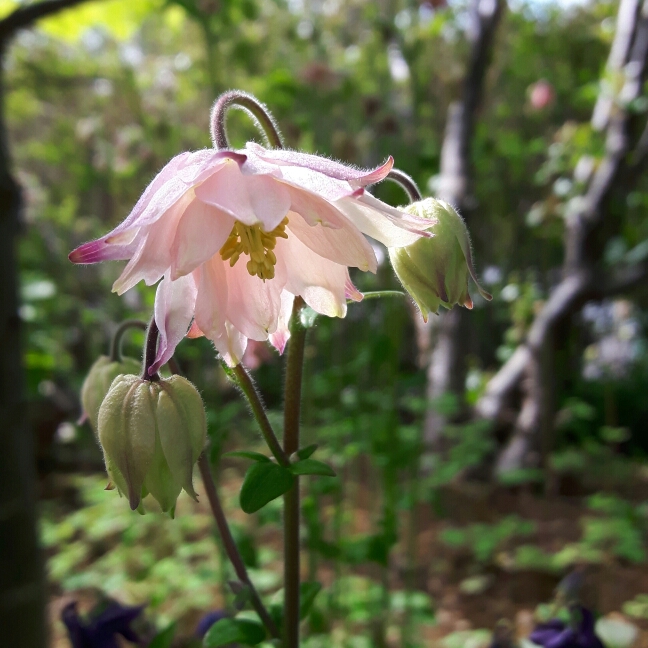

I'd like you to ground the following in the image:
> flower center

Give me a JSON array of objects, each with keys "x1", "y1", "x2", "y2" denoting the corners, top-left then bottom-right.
[{"x1": 219, "y1": 217, "x2": 289, "y2": 280}]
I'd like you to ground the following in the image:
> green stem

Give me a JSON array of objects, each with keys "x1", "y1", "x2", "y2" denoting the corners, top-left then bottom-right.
[
  {"x1": 283, "y1": 297, "x2": 307, "y2": 648},
  {"x1": 141, "y1": 317, "x2": 160, "y2": 382},
  {"x1": 167, "y1": 354, "x2": 278, "y2": 640},
  {"x1": 210, "y1": 90, "x2": 284, "y2": 150},
  {"x1": 198, "y1": 455, "x2": 280, "y2": 639},
  {"x1": 352, "y1": 290, "x2": 406, "y2": 303},
  {"x1": 227, "y1": 362, "x2": 289, "y2": 466},
  {"x1": 109, "y1": 319, "x2": 147, "y2": 362},
  {"x1": 386, "y1": 168, "x2": 422, "y2": 203}
]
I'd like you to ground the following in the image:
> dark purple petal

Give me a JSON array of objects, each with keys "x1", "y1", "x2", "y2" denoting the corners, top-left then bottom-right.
[
  {"x1": 89, "y1": 602, "x2": 145, "y2": 641},
  {"x1": 576, "y1": 608, "x2": 605, "y2": 648},
  {"x1": 61, "y1": 602, "x2": 89, "y2": 648},
  {"x1": 62, "y1": 600, "x2": 144, "y2": 648},
  {"x1": 195, "y1": 610, "x2": 228, "y2": 638}
]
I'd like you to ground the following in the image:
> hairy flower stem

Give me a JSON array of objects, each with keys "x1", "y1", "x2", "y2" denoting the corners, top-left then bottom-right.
[
  {"x1": 228, "y1": 363, "x2": 289, "y2": 466},
  {"x1": 211, "y1": 90, "x2": 284, "y2": 150},
  {"x1": 198, "y1": 455, "x2": 280, "y2": 640},
  {"x1": 386, "y1": 168, "x2": 422, "y2": 203},
  {"x1": 141, "y1": 317, "x2": 161, "y2": 382},
  {"x1": 163, "y1": 359, "x2": 279, "y2": 639},
  {"x1": 283, "y1": 297, "x2": 307, "y2": 648},
  {"x1": 109, "y1": 319, "x2": 147, "y2": 362}
]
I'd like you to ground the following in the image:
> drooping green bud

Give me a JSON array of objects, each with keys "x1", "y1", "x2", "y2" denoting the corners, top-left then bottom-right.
[
  {"x1": 98, "y1": 374, "x2": 207, "y2": 513},
  {"x1": 388, "y1": 198, "x2": 492, "y2": 320},
  {"x1": 81, "y1": 355, "x2": 142, "y2": 434}
]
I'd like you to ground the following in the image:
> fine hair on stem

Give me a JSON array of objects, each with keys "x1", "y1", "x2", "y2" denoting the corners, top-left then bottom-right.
[
  {"x1": 386, "y1": 168, "x2": 422, "y2": 203},
  {"x1": 210, "y1": 90, "x2": 284, "y2": 150}
]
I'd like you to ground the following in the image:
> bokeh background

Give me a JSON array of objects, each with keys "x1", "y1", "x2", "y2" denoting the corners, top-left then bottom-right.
[{"x1": 2, "y1": 0, "x2": 648, "y2": 646}]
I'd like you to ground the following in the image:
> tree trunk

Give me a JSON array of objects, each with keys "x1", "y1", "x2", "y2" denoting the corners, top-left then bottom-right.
[
  {"x1": 0, "y1": 1, "x2": 102, "y2": 643},
  {"x1": 480, "y1": 0, "x2": 648, "y2": 475},
  {"x1": 0, "y1": 59, "x2": 47, "y2": 647},
  {"x1": 422, "y1": 0, "x2": 505, "y2": 448}
]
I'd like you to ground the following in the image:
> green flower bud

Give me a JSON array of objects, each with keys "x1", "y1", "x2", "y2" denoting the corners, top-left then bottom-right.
[
  {"x1": 98, "y1": 374, "x2": 207, "y2": 513},
  {"x1": 81, "y1": 355, "x2": 142, "y2": 434},
  {"x1": 388, "y1": 198, "x2": 492, "y2": 320}
]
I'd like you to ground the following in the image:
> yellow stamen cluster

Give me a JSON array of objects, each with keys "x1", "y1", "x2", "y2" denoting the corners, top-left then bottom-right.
[{"x1": 219, "y1": 217, "x2": 289, "y2": 280}]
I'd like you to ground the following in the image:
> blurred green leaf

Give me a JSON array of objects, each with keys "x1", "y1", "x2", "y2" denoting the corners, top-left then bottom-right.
[{"x1": 290, "y1": 459, "x2": 336, "y2": 477}]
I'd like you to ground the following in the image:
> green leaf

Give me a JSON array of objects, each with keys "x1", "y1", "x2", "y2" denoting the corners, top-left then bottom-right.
[
  {"x1": 203, "y1": 618, "x2": 265, "y2": 646},
  {"x1": 295, "y1": 444, "x2": 318, "y2": 460},
  {"x1": 240, "y1": 463, "x2": 295, "y2": 513},
  {"x1": 290, "y1": 459, "x2": 336, "y2": 477},
  {"x1": 149, "y1": 622, "x2": 176, "y2": 648},
  {"x1": 224, "y1": 451, "x2": 271, "y2": 463},
  {"x1": 299, "y1": 581, "x2": 322, "y2": 620}
]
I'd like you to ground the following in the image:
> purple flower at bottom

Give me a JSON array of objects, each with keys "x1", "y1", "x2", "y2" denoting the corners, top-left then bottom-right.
[
  {"x1": 195, "y1": 610, "x2": 228, "y2": 638},
  {"x1": 62, "y1": 600, "x2": 145, "y2": 648},
  {"x1": 529, "y1": 607, "x2": 604, "y2": 648}
]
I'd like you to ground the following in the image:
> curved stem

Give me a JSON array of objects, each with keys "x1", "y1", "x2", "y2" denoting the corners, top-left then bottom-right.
[
  {"x1": 211, "y1": 90, "x2": 284, "y2": 150},
  {"x1": 227, "y1": 363, "x2": 289, "y2": 466},
  {"x1": 198, "y1": 455, "x2": 280, "y2": 640},
  {"x1": 283, "y1": 297, "x2": 307, "y2": 648},
  {"x1": 386, "y1": 168, "x2": 422, "y2": 203},
  {"x1": 109, "y1": 319, "x2": 147, "y2": 362},
  {"x1": 141, "y1": 317, "x2": 160, "y2": 382}
]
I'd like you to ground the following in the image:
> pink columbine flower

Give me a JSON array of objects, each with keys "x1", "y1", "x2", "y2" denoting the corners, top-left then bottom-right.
[{"x1": 70, "y1": 143, "x2": 429, "y2": 370}]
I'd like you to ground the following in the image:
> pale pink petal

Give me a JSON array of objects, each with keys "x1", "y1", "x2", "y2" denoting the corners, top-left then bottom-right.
[
  {"x1": 345, "y1": 274, "x2": 364, "y2": 302},
  {"x1": 287, "y1": 211, "x2": 377, "y2": 273},
  {"x1": 224, "y1": 258, "x2": 286, "y2": 340},
  {"x1": 112, "y1": 192, "x2": 193, "y2": 295},
  {"x1": 334, "y1": 194, "x2": 430, "y2": 247},
  {"x1": 243, "y1": 174, "x2": 291, "y2": 231},
  {"x1": 71, "y1": 151, "x2": 243, "y2": 267},
  {"x1": 112, "y1": 152, "x2": 192, "y2": 235},
  {"x1": 245, "y1": 142, "x2": 393, "y2": 186},
  {"x1": 212, "y1": 321, "x2": 248, "y2": 367},
  {"x1": 195, "y1": 160, "x2": 258, "y2": 226},
  {"x1": 193, "y1": 258, "x2": 228, "y2": 342},
  {"x1": 170, "y1": 199, "x2": 235, "y2": 279},
  {"x1": 187, "y1": 321, "x2": 205, "y2": 338},
  {"x1": 151, "y1": 273, "x2": 198, "y2": 374},
  {"x1": 177, "y1": 149, "x2": 246, "y2": 185},
  {"x1": 268, "y1": 165, "x2": 355, "y2": 201},
  {"x1": 269, "y1": 291, "x2": 294, "y2": 354},
  {"x1": 281, "y1": 183, "x2": 343, "y2": 228},
  {"x1": 276, "y1": 235, "x2": 348, "y2": 318}
]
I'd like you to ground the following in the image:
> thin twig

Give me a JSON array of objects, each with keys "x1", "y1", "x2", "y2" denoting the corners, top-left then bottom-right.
[{"x1": 0, "y1": 0, "x2": 93, "y2": 44}]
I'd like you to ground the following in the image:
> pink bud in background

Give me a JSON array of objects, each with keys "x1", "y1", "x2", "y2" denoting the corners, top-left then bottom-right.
[{"x1": 528, "y1": 80, "x2": 555, "y2": 111}]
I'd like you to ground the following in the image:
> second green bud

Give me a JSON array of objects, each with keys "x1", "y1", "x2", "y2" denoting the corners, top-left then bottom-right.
[{"x1": 98, "y1": 374, "x2": 207, "y2": 513}]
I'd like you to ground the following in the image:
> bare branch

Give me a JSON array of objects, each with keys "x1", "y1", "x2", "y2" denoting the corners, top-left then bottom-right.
[
  {"x1": 422, "y1": 0, "x2": 506, "y2": 448},
  {"x1": 0, "y1": 0, "x2": 91, "y2": 45},
  {"x1": 437, "y1": 0, "x2": 506, "y2": 207}
]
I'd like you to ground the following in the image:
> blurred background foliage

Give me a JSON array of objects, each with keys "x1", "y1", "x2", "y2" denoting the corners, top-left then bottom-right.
[{"x1": 9, "y1": 0, "x2": 648, "y2": 645}]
